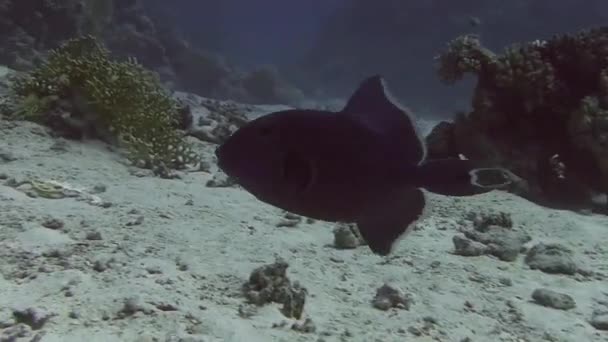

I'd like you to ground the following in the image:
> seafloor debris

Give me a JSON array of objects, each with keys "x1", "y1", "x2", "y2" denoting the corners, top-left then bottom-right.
[
  {"x1": 371, "y1": 284, "x2": 412, "y2": 311},
  {"x1": 242, "y1": 258, "x2": 307, "y2": 319},
  {"x1": 3, "y1": 177, "x2": 111, "y2": 207},
  {"x1": 531, "y1": 288, "x2": 576, "y2": 310},
  {"x1": 205, "y1": 171, "x2": 236, "y2": 188},
  {"x1": 453, "y1": 210, "x2": 530, "y2": 261},
  {"x1": 276, "y1": 212, "x2": 302, "y2": 228},
  {"x1": 333, "y1": 222, "x2": 365, "y2": 249},
  {"x1": 590, "y1": 310, "x2": 608, "y2": 330},
  {"x1": 187, "y1": 98, "x2": 249, "y2": 145},
  {"x1": 11, "y1": 307, "x2": 55, "y2": 330},
  {"x1": 525, "y1": 243, "x2": 578, "y2": 275}
]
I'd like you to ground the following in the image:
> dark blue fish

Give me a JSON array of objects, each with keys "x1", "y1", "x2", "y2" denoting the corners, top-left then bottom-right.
[{"x1": 215, "y1": 75, "x2": 511, "y2": 256}]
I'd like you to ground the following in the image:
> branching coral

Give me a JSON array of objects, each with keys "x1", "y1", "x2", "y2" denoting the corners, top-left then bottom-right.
[{"x1": 9, "y1": 35, "x2": 198, "y2": 173}]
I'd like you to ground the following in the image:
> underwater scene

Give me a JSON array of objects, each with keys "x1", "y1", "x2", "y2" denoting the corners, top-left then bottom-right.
[{"x1": 1, "y1": 1, "x2": 608, "y2": 341}]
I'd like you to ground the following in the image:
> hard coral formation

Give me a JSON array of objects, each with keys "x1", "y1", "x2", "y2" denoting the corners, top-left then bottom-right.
[
  {"x1": 242, "y1": 258, "x2": 307, "y2": 319},
  {"x1": 8, "y1": 35, "x2": 197, "y2": 173},
  {"x1": 432, "y1": 27, "x2": 608, "y2": 211}
]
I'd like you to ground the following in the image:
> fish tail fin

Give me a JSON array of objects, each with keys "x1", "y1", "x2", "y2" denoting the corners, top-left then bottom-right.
[{"x1": 415, "y1": 158, "x2": 512, "y2": 196}]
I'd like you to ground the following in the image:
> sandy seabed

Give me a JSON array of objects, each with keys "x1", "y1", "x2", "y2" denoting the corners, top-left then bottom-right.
[{"x1": 1, "y1": 101, "x2": 608, "y2": 342}]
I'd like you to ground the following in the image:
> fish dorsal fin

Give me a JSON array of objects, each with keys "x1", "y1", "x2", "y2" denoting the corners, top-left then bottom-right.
[{"x1": 342, "y1": 75, "x2": 426, "y2": 164}]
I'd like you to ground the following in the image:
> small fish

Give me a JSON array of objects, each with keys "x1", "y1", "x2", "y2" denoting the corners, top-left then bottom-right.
[
  {"x1": 215, "y1": 75, "x2": 512, "y2": 256},
  {"x1": 469, "y1": 16, "x2": 481, "y2": 27}
]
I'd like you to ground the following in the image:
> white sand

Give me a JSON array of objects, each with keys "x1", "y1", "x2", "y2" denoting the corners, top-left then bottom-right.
[{"x1": 1, "y1": 112, "x2": 608, "y2": 342}]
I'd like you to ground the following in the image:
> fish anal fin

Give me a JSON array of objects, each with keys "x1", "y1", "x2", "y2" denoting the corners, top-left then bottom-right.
[{"x1": 356, "y1": 187, "x2": 426, "y2": 256}]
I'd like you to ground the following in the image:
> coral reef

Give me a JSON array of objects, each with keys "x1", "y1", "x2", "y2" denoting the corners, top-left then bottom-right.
[
  {"x1": 6, "y1": 35, "x2": 197, "y2": 174},
  {"x1": 430, "y1": 27, "x2": 608, "y2": 211}
]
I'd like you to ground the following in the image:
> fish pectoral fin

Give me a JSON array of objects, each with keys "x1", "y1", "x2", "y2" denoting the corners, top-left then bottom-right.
[{"x1": 356, "y1": 187, "x2": 426, "y2": 256}]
